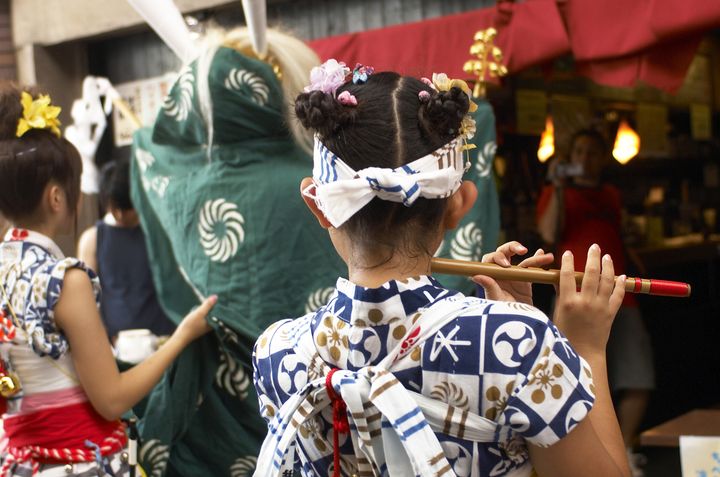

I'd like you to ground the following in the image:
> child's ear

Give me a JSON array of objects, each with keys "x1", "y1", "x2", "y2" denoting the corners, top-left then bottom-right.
[
  {"x1": 46, "y1": 183, "x2": 65, "y2": 214},
  {"x1": 299, "y1": 177, "x2": 332, "y2": 229},
  {"x1": 443, "y1": 181, "x2": 478, "y2": 230}
]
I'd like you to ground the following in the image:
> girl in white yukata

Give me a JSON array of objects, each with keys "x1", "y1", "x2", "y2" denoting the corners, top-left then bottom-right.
[
  {"x1": 252, "y1": 62, "x2": 632, "y2": 477},
  {"x1": 0, "y1": 83, "x2": 216, "y2": 476}
]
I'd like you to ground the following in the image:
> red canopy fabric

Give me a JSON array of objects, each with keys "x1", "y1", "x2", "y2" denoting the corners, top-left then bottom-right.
[
  {"x1": 575, "y1": 34, "x2": 704, "y2": 92},
  {"x1": 308, "y1": 0, "x2": 720, "y2": 93},
  {"x1": 308, "y1": 0, "x2": 569, "y2": 78},
  {"x1": 649, "y1": 0, "x2": 720, "y2": 42}
]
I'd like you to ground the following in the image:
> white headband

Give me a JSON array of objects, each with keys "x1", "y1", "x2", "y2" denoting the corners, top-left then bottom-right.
[{"x1": 305, "y1": 135, "x2": 469, "y2": 228}]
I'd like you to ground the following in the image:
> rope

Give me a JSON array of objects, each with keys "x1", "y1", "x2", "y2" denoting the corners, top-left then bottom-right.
[{"x1": 325, "y1": 368, "x2": 349, "y2": 477}]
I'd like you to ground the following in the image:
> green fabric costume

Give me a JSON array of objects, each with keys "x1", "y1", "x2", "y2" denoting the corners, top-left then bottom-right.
[{"x1": 130, "y1": 46, "x2": 499, "y2": 476}]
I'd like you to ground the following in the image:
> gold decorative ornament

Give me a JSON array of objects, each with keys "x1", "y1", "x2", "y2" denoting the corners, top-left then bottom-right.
[
  {"x1": 228, "y1": 44, "x2": 283, "y2": 81},
  {"x1": 462, "y1": 28, "x2": 508, "y2": 99},
  {"x1": 0, "y1": 372, "x2": 21, "y2": 398}
]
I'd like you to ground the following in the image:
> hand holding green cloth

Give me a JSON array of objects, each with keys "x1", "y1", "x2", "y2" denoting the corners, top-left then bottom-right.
[
  {"x1": 131, "y1": 46, "x2": 347, "y2": 476},
  {"x1": 131, "y1": 45, "x2": 499, "y2": 476}
]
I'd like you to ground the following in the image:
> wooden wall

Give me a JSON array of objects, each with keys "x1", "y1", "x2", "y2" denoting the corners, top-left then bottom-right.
[
  {"x1": 88, "y1": 0, "x2": 494, "y2": 84},
  {"x1": 0, "y1": 0, "x2": 15, "y2": 81}
]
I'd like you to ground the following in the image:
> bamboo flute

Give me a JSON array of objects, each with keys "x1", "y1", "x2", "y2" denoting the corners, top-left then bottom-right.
[{"x1": 431, "y1": 257, "x2": 691, "y2": 297}]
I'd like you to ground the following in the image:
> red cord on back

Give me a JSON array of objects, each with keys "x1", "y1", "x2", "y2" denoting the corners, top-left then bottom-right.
[{"x1": 325, "y1": 368, "x2": 349, "y2": 477}]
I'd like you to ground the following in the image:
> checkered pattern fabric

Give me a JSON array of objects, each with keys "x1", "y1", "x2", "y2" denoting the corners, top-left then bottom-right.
[{"x1": 253, "y1": 276, "x2": 595, "y2": 476}]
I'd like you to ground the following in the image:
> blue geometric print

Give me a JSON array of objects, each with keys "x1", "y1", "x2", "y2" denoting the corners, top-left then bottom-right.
[{"x1": 253, "y1": 275, "x2": 596, "y2": 476}]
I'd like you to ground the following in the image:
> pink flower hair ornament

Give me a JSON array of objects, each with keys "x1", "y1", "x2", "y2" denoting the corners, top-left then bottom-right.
[
  {"x1": 420, "y1": 77, "x2": 436, "y2": 90},
  {"x1": 304, "y1": 59, "x2": 351, "y2": 96},
  {"x1": 337, "y1": 91, "x2": 358, "y2": 106}
]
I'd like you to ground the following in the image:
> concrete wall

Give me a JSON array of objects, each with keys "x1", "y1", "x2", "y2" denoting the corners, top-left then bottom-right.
[{"x1": 11, "y1": 0, "x2": 235, "y2": 47}]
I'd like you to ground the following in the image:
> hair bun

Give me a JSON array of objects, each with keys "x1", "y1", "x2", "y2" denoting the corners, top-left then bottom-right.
[
  {"x1": 294, "y1": 90, "x2": 354, "y2": 138},
  {"x1": 0, "y1": 83, "x2": 25, "y2": 141},
  {"x1": 419, "y1": 86, "x2": 470, "y2": 141}
]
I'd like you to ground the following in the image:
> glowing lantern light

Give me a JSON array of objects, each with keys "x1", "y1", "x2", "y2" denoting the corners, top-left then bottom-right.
[
  {"x1": 537, "y1": 116, "x2": 554, "y2": 163},
  {"x1": 613, "y1": 119, "x2": 640, "y2": 164}
]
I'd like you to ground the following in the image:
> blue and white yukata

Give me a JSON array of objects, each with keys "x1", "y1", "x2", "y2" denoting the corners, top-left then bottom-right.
[
  {"x1": 0, "y1": 229, "x2": 128, "y2": 476},
  {"x1": 252, "y1": 276, "x2": 596, "y2": 477}
]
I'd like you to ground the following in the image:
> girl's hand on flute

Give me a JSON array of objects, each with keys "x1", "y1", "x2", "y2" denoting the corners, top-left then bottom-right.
[
  {"x1": 472, "y1": 241, "x2": 554, "y2": 305},
  {"x1": 553, "y1": 245, "x2": 626, "y2": 357}
]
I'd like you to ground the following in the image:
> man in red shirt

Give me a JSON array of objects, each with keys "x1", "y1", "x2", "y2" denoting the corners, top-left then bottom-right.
[{"x1": 537, "y1": 129, "x2": 654, "y2": 477}]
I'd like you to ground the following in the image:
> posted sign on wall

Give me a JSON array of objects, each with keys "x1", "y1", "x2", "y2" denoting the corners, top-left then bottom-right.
[{"x1": 112, "y1": 73, "x2": 176, "y2": 147}]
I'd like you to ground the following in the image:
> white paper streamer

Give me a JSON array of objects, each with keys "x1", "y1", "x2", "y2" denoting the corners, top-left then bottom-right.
[
  {"x1": 241, "y1": 0, "x2": 268, "y2": 56},
  {"x1": 126, "y1": 0, "x2": 198, "y2": 63}
]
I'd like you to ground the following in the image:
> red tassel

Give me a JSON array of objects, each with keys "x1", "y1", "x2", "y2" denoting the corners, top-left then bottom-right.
[{"x1": 325, "y1": 368, "x2": 349, "y2": 477}]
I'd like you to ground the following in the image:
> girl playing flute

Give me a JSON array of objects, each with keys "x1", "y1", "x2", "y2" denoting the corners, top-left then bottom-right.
[{"x1": 252, "y1": 62, "x2": 631, "y2": 477}]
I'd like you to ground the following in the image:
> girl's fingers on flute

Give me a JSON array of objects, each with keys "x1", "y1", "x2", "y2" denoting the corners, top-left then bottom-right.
[
  {"x1": 482, "y1": 251, "x2": 511, "y2": 267},
  {"x1": 581, "y1": 244, "x2": 601, "y2": 298},
  {"x1": 493, "y1": 241, "x2": 529, "y2": 264},
  {"x1": 597, "y1": 254, "x2": 616, "y2": 299},
  {"x1": 472, "y1": 275, "x2": 503, "y2": 301},
  {"x1": 559, "y1": 250, "x2": 576, "y2": 297},
  {"x1": 482, "y1": 241, "x2": 529, "y2": 267},
  {"x1": 517, "y1": 249, "x2": 554, "y2": 269},
  {"x1": 609, "y1": 275, "x2": 627, "y2": 314}
]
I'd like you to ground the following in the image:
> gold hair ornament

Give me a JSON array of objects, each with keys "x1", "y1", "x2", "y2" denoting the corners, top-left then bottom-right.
[
  {"x1": 463, "y1": 28, "x2": 508, "y2": 99},
  {"x1": 16, "y1": 92, "x2": 62, "y2": 138},
  {"x1": 431, "y1": 73, "x2": 477, "y2": 151}
]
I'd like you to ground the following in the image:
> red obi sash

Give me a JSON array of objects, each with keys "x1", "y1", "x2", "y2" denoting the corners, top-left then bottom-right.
[{"x1": 2, "y1": 401, "x2": 126, "y2": 465}]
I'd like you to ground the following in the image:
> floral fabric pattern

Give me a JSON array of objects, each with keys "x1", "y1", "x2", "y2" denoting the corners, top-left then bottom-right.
[
  {"x1": 0, "y1": 235, "x2": 100, "y2": 360},
  {"x1": 253, "y1": 276, "x2": 595, "y2": 476}
]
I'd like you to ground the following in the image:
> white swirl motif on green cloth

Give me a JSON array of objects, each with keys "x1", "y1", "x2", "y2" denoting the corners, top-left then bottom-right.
[
  {"x1": 139, "y1": 439, "x2": 170, "y2": 477},
  {"x1": 230, "y1": 456, "x2": 257, "y2": 477},
  {"x1": 476, "y1": 140, "x2": 497, "y2": 178},
  {"x1": 450, "y1": 222, "x2": 483, "y2": 262},
  {"x1": 216, "y1": 350, "x2": 250, "y2": 399},
  {"x1": 162, "y1": 65, "x2": 194, "y2": 122},
  {"x1": 135, "y1": 147, "x2": 155, "y2": 172},
  {"x1": 304, "y1": 287, "x2": 335, "y2": 314},
  {"x1": 224, "y1": 68, "x2": 269, "y2": 106},
  {"x1": 135, "y1": 148, "x2": 170, "y2": 198},
  {"x1": 198, "y1": 199, "x2": 245, "y2": 263}
]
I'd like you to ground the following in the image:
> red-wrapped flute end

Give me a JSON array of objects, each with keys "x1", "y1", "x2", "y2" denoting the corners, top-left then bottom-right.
[{"x1": 628, "y1": 277, "x2": 692, "y2": 297}]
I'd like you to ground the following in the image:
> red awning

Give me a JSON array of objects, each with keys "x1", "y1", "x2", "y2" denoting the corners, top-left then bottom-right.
[
  {"x1": 308, "y1": 0, "x2": 720, "y2": 93},
  {"x1": 309, "y1": 0, "x2": 569, "y2": 80}
]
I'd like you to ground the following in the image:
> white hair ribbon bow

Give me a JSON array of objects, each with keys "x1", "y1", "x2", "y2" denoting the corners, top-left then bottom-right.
[{"x1": 307, "y1": 136, "x2": 468, "y2": 228}]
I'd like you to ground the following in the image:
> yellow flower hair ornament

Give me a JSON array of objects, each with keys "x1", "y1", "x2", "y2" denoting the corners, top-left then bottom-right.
[{"x1": 16, "y1": 91, "x2": 62, "y2": 138}]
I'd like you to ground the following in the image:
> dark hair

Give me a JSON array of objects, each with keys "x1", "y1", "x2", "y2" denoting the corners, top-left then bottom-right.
[
  {"x1": 295, "y1": 72, "x2": 470, "y2": 264},
  {"x1": 99, "y1": 158, "x2": 133, "y2": 211},
  {"x1": 569, "y1": 128, "x2": 609, "y2": 155},
  {"x1": 0, "y1": 83, "x2": 82, "y2": 223}
]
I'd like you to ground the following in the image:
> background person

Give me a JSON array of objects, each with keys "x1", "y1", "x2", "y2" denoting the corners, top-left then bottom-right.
[{"x1": 537, "y1": 128, "x2": 655, "y2": 476}]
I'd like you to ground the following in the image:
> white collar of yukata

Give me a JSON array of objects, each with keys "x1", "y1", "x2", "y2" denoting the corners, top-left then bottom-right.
[
  {"x1": 335, "y1": 274, "x2": 439, "y2": 295},
  {"x1": 3, "y1": 228, "x2": 65, "y2": 260}
]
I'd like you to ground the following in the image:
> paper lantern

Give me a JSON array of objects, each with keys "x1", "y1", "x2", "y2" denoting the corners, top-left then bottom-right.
[
  {"x1": 613, "y1": 119, "x2": 640, "y2": 164},
  {"x1": 537, "y1": 116, "x2": 555, "y2": 162}
]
